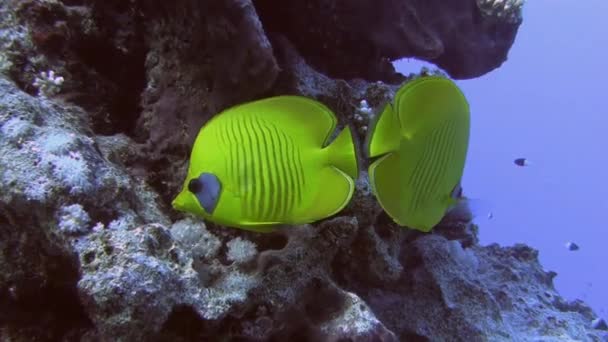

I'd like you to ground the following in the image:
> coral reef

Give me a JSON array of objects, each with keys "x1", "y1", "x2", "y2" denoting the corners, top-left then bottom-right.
[{"x1": 1, "y1": 0, "x2": 606, "y2": 341}]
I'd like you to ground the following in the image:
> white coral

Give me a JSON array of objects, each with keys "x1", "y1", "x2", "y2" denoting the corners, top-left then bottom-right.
[
  {"x1": 57, "y1": 204, "x2": 91, "y2": 234},
  {"x1": 33, "y1": 70, "x2": 64, "y2": 97},
  {"x1": 0, "y1": 53, "x2": 12, "y2": 74},
  {"x1": 226, "y1": 237, "x2": 258, "y2": 264},
  {"x1": 44, "y1": 150, "x2": 92, "y2": 194},
  {"x1": 321, "y1": 291, "x2": 384, "y2": 336}
]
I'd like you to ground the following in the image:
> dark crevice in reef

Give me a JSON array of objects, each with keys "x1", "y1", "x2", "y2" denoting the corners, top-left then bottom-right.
[
  {"x1": 15, "y1": 0, "x2": 148, "y2": 137},
  {"x1": 0, "y1": 280, "x2": 92, "y2": 341},
  {"x1": 255, "y1": 233, "x2": 289, "y2": 252},
  {"x1": 159, "y1": 280, "x2": 351, "y2": 341},
  {"x1": 139, "y1": 150, "x2": 189, "y2": 220},
  {"x1": 70, "y1": 34, "x2": 147, "y2": 136},
  {"x1": 157, "y1": 305, "x2": 206, "y2": 341},
  {"x1": 253, "y1": 0, "x2": 404, "y2": 83},
  {"x1": 68, "y1": 2, "x2": 148, "y2": 136},
  {"x1": 302, "y1": 278, "x2": 346, "y2": 325},
  {"x1": 0, "y1": 199, "x2": 93, "y2": 341},
  {"x1": 263, "y1": 308, "x2": 327, "y2": 342},
  {"x1": 400, "y1": 332, "x2": 431, "y2": 342}
]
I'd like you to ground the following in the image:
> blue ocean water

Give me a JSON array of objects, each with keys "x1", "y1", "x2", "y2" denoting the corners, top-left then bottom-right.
[{"x1": 395, "y1": 0, "x2": 607, "y2": 317}]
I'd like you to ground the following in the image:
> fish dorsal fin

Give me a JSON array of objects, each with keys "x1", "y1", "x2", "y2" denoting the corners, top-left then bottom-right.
[
  {"x1": 394, "y1": 76, "x2": 469, "y2": 140},
  {"x1": 232, "y1": 95, "x2": 338, "y2": 147},
  {"x1": 366, "y1": 103, "x2": 401, "y2": 158}
]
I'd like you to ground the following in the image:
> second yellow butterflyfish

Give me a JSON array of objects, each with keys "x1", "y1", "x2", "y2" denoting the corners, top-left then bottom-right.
[{"x1": 366, "y1": 76, "x2": 470, "y2": 232}]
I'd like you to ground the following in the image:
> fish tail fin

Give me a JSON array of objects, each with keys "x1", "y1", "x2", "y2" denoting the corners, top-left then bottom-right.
[{"x1": 325, "y1": 125, "x2": 359, "y2": 180}]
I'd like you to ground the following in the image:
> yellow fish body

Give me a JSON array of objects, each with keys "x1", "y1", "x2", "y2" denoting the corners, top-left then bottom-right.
[
  {"x1": 172, "y1": 96, "x2": 359, "y2": 232},
  {"x1": 366, "y1": 76, "x2": 470, "y2": 232}
]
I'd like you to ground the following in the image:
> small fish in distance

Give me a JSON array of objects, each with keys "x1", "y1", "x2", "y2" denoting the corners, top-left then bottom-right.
[
  {"x1": 565, "y1": 242, "x2": 579, "y2": 251},
  {"x1": 514, "y1": 158, "x2": 531, "y2": 166}
]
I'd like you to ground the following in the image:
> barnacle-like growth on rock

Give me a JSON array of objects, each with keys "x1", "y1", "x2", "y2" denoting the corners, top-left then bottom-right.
[
  {"x1": 57, "y1": 204, "x2": 91, "y2": 234},
  {"x1": 0, "y1": 53, "x2": 12, "y2": 74},
  {"x1": 477, "y1": 0, "x2": 525, "y2": 23},
  {"x1": 353, "y1": 99, "x2": 372, "y2": 134},
  {"x1": 33, "y1": 70, "x2": 64, "y2": 97}
]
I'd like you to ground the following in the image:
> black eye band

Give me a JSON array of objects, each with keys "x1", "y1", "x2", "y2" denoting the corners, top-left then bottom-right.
[
  {"x1": 188, "y1": 178, "x2": 203, "y2": 193},
  {"x1": 190, "y1": 173, "x2": 221, "y2": 214}
]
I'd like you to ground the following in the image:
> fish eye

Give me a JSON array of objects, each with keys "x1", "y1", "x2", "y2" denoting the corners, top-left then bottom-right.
[{"x1": 188, "y1": 178, "x2": 203, "y2": 193}]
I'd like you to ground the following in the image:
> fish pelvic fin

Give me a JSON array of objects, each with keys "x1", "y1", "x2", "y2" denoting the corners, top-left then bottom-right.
[
  {"x1": 368, "y1": 151, "x2": 407, "y2": 225},
  {"x1": 325, "y1": 125, "x2": 359, "y2": 180}
]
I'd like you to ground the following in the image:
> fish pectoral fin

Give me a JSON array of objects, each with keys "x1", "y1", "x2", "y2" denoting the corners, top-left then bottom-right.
[
  {"x1": 366, "y1": 103, "x2": 400, "y2": 158},
  {"x1": 368, "y1": 151, "x2": 406, "y2": 225},
  {"x1": 302, "y1": 166, "x2": 355, "y2": 222}
]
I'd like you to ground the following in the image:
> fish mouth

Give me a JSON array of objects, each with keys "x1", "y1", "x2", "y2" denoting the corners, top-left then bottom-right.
[{"x1": 171, "y1": 191, "x2": 188, "y2": 211}]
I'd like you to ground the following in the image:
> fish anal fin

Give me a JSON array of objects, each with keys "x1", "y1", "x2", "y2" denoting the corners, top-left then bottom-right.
[
  {"x1": 231, "y1": 222, "x2": 280, "y2": 233},
  {"x1": 369, "y1": 152, "x2": 406, "y2": 225},
  {"x1": 300, "y1": 166, "x2": 355, "y2": 222}
]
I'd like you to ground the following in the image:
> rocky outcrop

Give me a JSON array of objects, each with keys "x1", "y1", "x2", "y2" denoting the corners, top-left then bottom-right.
[
  {"x1": 255, "y1": 0, "x2": 523, "y2": 81},
  {"x1": 1, "y1": 0, "x2": 606, "y2": 341}
]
